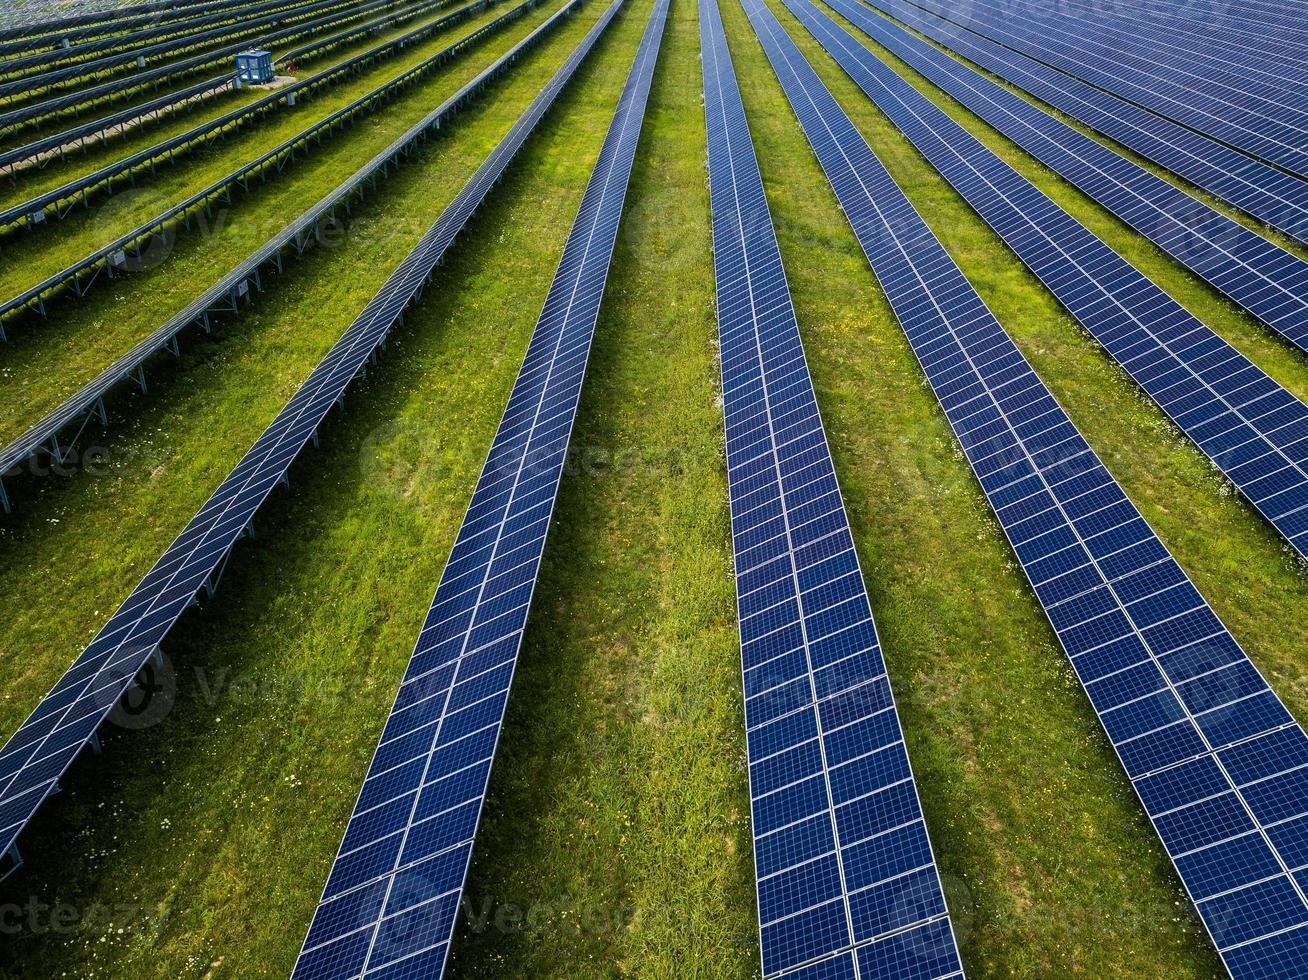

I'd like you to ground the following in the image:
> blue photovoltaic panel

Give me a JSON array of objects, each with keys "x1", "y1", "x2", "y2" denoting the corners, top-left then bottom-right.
[
  {"x1": 740, "y1": 0, "x2": 1308, "y2": 973},
  {"x1": 701, "y1": 1, "x2": 963, "y2": 977},
  {"x1": 291, "y1": 1, "x2": 666, "y2": 976},
  {"x1": 785, "y1": 0, "x2": 1308, "y2": 562},
  {"x1": 0, "y1": 0, "x2": 611, "y2": 883},
  {"x1": 853, "y1": 0, "x2": 1308, "y2": 253},
  {"x1": 882, "y1": 0, "x2": 1308, "y2": 177},
  {"x1": 821, "y1": 0, "x2": 1308, "y2": 356}
]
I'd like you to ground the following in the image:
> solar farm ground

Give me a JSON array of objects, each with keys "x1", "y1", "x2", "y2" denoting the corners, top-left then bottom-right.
[{"x1": 0, "y1": 0, "x2": 1305, "y2": 975}]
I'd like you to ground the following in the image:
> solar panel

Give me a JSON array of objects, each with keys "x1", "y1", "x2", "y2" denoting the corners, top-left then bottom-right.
[
  {"x1": 854, "y1": 0, "x2": 1308, "y2": 252},
  {"x1": 0, "y1": 0, "x2": 581, "y2": 511},
  {"x1": 883, "y1": 0, "x2": 1308, "y2": 177},
  {"x1": 290, "y1": 1, "x2": 667, "y2": 976},
  {"x1": 0, "y1": 0, "x2": 617, "y2": 883},
  {"x1": 784, "y1": 0, "x2": 1308, "y2": 563},
  {"x1": 0, "y1": 0, "x2": 433, "y2": 137},
  {"x1": 701, "y1": 1, "x2": 963, "y2": 976},
  {"x1": 0, "y1": 0, "x2": 374, "y2": 101},
  {"x1": 0, "y1": 0, "x2": 508, "y2": 233},
  {"x1": 0, "y1": 0, "x2": 458, "y2": 176},
  {"x1": 740, "y1": 0, "x2": 1308, "y2": 973},
  {"x1": 820, "y1": 0, "x2": 1308, "y2": 357}
]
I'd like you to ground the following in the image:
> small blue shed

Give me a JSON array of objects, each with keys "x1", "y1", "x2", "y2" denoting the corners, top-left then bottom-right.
[{"x1": 235, "y1": 50, "x2": 274, "y2": 85}]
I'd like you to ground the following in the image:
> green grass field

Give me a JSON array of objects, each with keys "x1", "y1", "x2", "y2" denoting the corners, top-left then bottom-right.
[{"x1": 0, "y1": 0, "x2": 1303, "y2": 975}]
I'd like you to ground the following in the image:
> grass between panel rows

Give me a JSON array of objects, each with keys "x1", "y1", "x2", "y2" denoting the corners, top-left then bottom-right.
[
  {"x1": 0, "y1": 0, "x2": 492, "y2": 208},
  {"x1": 0, "y1": 0, "x2": 542, "y2": 289},
  {"x1": 0, "y1": 4, "x2": 657, "y2": 973},
  {"x1": 0, "y1": 0, "x2": 566, "y2": 445}
]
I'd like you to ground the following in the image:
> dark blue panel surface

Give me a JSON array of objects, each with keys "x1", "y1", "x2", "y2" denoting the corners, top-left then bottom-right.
[
  {"x1": 739, "y1": 0, "x2": 1308, "y2": 974},
  {"x1": 701, "y1": 1, "x2": 962, "y2": 976},
  {"x1": 786, "y1": 0, "x2": 1308, "y2": 561},
  {"x1": 292, "y1": 1, "x2": 666, "y2": 976}
]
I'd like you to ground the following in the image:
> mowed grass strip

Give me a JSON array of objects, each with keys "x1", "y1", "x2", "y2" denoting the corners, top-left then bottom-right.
[
  {"x1": 0, "y1": 0, "x2": 544, "y2": 285},
  {"x1": 816, "y1": 0, "x2": 1308, "y2": 415},
  {"x1": 0, "y1": 0, "x2": 567, "y2": 445},
  {"x1": 0, "y1": 2, "x2": 658, "y2": 976},
  {"x1": 722, "y1": 0, "x2": 1258, "y2": 973},
  {"x1": 449, "y1": 0, "x2": 757, "y2": 974},
  {"x1": 787, "y1": 2, "x2": 1308, "y2": 704},
  {"x1": 0, "y1": 0, "x2": 445, "y2": 159},
  {"x1": 0, "y1": 0, "x2": 478, "y2": 194}
]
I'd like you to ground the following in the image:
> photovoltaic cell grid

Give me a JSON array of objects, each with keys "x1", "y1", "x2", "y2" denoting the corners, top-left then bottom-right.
[
  {"x1": 854, "y1": 0, "x2": 1308, "y2": 252},
  {"x1": 740, "y1": 0, "x2": 1308, "y2": 973},
  {"x1": 786, "y1": 0, "x2": 1308, "y2": 561},
  {"x1": 701, "y1": 1, "x2": 962, "y2": 977},
  {"x1": 822, "y1": 0, "x2": 1308, "y2": 356},
  {"x1": 291, "y1": 1, "x2": 666, "y2": 976},
  {"x1": 889, "y1": 0, "x2": 1308, "y2": 177},
  {"x1": 0, "y1": 0, "x2": 611, "y2": 880},
  {"x1": 999, "y1": 0, "x2": 1308, "y2": 74},
  {"x1": 0, "y1": 0, "x2": 384, "y2": 100},
  {"x1": 0, "y1": 0, "x2": 423, "y2": 134},
  {"x1": 0, "y1": 0, "x2": 496, "y2": 232},
  {"x1": 0, "y1": 0, "x2": 344, "y2": 79}
]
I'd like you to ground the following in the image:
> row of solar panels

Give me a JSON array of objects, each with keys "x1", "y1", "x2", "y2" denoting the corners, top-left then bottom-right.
[
  {"x1": 0, "y1": 0, "x2": 437, "y2": 136},
  {"x1": 887, "y1": 0, "x2": 1308, "y2": 178},
  {"x1": 0, "y1": 0, "x2": 462, "y2": 159},
  {"x1": 0, "y1": 0, "x2": 376, "y2": 100},
  {"x1": 3, "y1": 0, "x2": 1308, "y2": 977},
  {"x1": 0, "y1": 0, "x2": 356, "y2": 78},
  {"x1": 0, "y1": 0, "x2": 483, "y2": 233},
  {"x1": 0, "y1": 0, "x2": 544, "y2": 349},
  {"x1": 701, "y1": 0, "x2": 961, "y2": 973}
]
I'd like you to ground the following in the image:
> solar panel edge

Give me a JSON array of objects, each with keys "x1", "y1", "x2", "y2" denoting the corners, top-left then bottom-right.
[
  {"x1": 884, "y1": 0, "x2": 1308, "y2": 178},
  {"x1": 782, "y1": 0, "x2": 1308, "y2": 562},
  {"x1": 0, "y1": 0, "x2": 611, "y2": 888},
  {"x1": 819, "y1": 0, "x2": 1308, "y2": 357},
  {"x1": 292, "y1": 0, "x2": 668, "y2": 974},
  {"x1": 701, "y1": 2, "x2": 963, "y2": 976},
  {"x1": 738, "y1": 0, "x2": 1308, "y2": 973}
]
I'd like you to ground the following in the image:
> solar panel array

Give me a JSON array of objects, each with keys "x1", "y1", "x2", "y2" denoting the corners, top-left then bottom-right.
[
  {"x1": 819, "y1": 0, "x2": 1308, "y2": 356},
  {"x1": 0, "y1": 0, "x2": 280, "y2": 54},
  {"x1": 855, "y1": 0, "x2": 1308, "y2": 250},
  {"x1": 701, "y1": 1, "x2": 962, "y2": 977},
  {"x1": 784, "y1": 0, "x2": 1308, "y2": 563},
  {"x1": 0, "y1": 0, "x2": 458, "y2": 175},
  {"x1": 0, "y1": 0, "x2": 375, "y2": 101},
  {"x1": 0, "y1": 0, "x2": 336, "y2": 78},
  {"x1": 292, "y1": 2, "x2": 665, "y2": 976},
  {"x1": 740, "y1": 0, "x2": 1308, "y2": 973},
  {"x1": 0, "y1": 0, "x2": 614, "y2": 879},
  {"x1": 886, "y1": 0, "x2": 1308, "y2": 177},
  {"x1": 0, "y1": 0, "x2": 580, "y2": 508},
  {"x1": 0, "y1": 0, "x2": 429, "y2": 136},
  {"x1": 0, "y1": 0, "x2": 487, "y2": 231}
]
